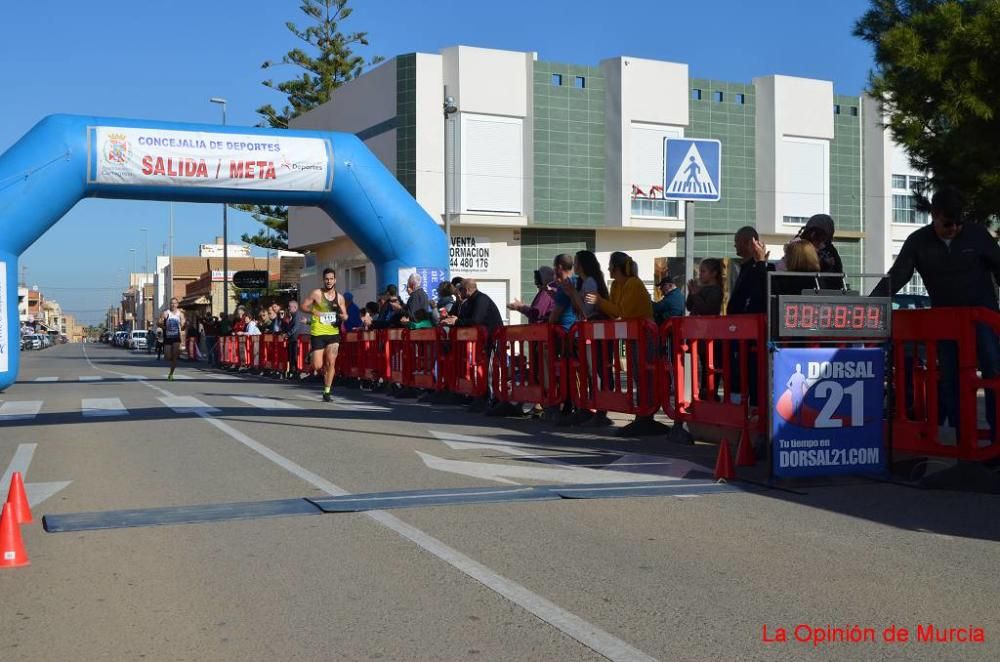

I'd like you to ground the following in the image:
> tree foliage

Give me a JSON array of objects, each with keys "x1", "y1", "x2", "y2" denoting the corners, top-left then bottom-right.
[
  {"x1": 855, "y1": 0, "x2": 1000, "y2": 224},
  {"x1": 236, "y1": 0, "x2": 383, "y2": 249}
]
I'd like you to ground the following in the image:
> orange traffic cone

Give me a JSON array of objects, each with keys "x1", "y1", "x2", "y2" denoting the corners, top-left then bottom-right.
[
  {"x1": 0, "y1": 503, "x2": 30, "y2": 568},
  {"x1": 736, "y1": 430, "x2": 756, "y2": 467},
  {"x1": 6, "y1": 471, "x2": 33, "y2": 524},
  {"x1": 714, "y1": 438, "x2": 735, "y2": 482}
]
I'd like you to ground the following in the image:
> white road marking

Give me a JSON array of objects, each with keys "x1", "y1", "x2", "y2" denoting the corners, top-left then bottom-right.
[
  {"x1": 1, "y1": 444, "x2": 36, "y2": 487},
  {"x1": 232, "y1": 396, "x2": 301, "y2": 411},
  {"x1": 79, "y1": 376, "x2": 103, "y2": 382},
  {"x1": 0, "y1": 444, "x2": 72, "y2": 507},
  {"x1": 80, "y1": 344, "x2": 659, "y2": 661},
  {"x1": 81, "y1": 398, "x2": 128, "y2": 417},
  {"x1": 158, "y1": 396, "x2": 220, "y2": 414},
  {"x1": 429, "y1": 432, "x2": 677, "y2": 484},
  {"x1": 34, "y1": 377, "x2": 58, "y2": 382},
  {"x1": 25, "y1": 481, "x2": 72, "y2": 507},
  {"x1": 416, "y1": 452, "x2": 667, "y2": 485},
  {"x1": 166, "y1": 374, "x2": 192, "y2": 380},
  {"x1": 0, "y1": 401, "x2": 44, "y2": 422}
]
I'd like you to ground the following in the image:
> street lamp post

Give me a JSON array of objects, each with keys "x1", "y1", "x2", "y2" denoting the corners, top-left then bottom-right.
[
  {"x1": 129, "y1": 248, "x2": 136, "y2": 331},
  {"x1": 443, "y1": 91, "x2": 458, "y2": 256},
  {"x1": 139, "y1": 227, "x2": 148, "y2": 328},
  {"x1": 210, "y1": 97, "x2": 228, "y2": 321}
]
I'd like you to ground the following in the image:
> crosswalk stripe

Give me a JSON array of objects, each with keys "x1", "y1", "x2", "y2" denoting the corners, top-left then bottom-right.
[
  {"x1": 82, "y1": 398, "x2": 128, "y2": 417},
  {"x1": 158, "y1": 396, "x2": 219, "y2": 414},
  {"x1": 79, "y1": 376, "x2": 103, "y2": 382},
  {"x1": 166, "y1": 374, "x2": 193, "y2": 380},
  {"x1": 34, "y1": 377, "x2": 59, "y2": 382},
  {"x1": 232, "y1": 396, "x2": 301, "y2": 411},
  {"x1": 0, "y1": 401, "x2": 44, "y2": 421}
]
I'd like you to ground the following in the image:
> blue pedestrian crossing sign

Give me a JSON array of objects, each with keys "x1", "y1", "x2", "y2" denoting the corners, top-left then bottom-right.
[{"x1": 664, "y1": 138, "x2": 721, "y2": 201}]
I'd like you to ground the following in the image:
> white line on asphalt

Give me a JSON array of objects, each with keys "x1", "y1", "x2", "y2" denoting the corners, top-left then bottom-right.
[
  {"x1": 231, "y1": 396, "x2": 301, "y2": 411},
  {"x1": 34, "y1": 377, "x2": 59, "y2": 382},
  {"x1": 80, "y1": 343, "x2": 659, "y2": 662},
  {"x1": 165, "y1": 374, "x2": 192, "y2": 380},
  {"x1": 82, "y1": 398, "x2": 128, "y2": 417},
  {"x1": 158, "y1": 396, "x2": 220, "y2": 414},
  {"x1": 1, "y1": 444, "x2": 36, "y2": 488},
  {"x1": 79, "y1": 376, "x2": 103, "y2": 382},
  {"x1": 196, "y1": 414, "x2": 658, "y2": 662},
  {"x1": 0, "y1": 401, "x2": 44, "y2": 422}
]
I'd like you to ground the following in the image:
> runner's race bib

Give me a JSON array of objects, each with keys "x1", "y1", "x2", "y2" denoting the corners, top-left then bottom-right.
[{"x1": 319, "y1": 313, "x2": 338, "y2": 325}]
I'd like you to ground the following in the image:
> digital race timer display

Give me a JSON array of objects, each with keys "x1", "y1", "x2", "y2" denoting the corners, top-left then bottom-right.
[{"x1": 776, "y1": 296, "x2": 892, "y2": 338}]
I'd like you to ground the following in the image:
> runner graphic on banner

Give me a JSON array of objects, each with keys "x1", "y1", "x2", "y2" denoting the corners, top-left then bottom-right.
[{"x1": 772, "y1": 347, "x2": 886, "y2": 478}]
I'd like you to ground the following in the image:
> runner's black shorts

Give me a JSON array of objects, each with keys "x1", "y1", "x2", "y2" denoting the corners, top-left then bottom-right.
[{"x1": 311, "y1": 335, "x2": 341, "y2": 351}]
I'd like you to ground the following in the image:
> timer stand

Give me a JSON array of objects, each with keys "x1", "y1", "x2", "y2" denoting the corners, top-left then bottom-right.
[{"x1": 764, "y1": 271, "x2": 894, "y2": 485}]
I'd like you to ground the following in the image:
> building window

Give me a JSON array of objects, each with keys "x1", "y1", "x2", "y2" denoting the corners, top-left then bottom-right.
[
  {"x1": 460, "y1": 113, "x2": 524, "y2": 214},
  {"x1": 712, "y1": 91, "x2": 723, "y2": 103},
  {"x1": 691, "y1": 89, "x2": 702, "y2": 101},
  {"x1": 834, "y1": 104, "x2": 841, "y2": 114},
  {"x1": 892, "y1": 194, "x2": 928, "y2": 224},
  {"x1": 629, "y1": 122, "x2": 684, "y2": 219},
  {"x1": 909, "y1": 176, "x2": 926, "y2": 192},
  {"x1": 891, "y1": 174, "x2": 907, "y2": 189},
  {"x1": 630, "y1": 198, "x2": 680, "y2": 219},
  {"x1": 551, "y1": 73, "x2": 562, "y2": 86},
  {"x1": 734, "y1": 93, "x2": 745, "y2": 105},
  {"x1": 783, "y1": 216, "x2": 809, "y2": 226},
  {"x1": 574, "y1": 76, "x2": 585, "y2": 89},
  {"x1": 893, "y1": 254, "x2": 928, "y2": 296},
  {"x1": 850, "y1": 106, "x2": 859, "y2": 116}
]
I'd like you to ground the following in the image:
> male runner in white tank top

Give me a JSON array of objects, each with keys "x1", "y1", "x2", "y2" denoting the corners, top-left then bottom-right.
[{"x1": 160, "y1": 298, "x2": 185, "y2": 381}]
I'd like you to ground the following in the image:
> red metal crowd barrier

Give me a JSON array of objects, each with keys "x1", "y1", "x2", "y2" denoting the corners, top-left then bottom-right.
[
  {"x1": 386, "y1": 328, "x2": 408, "y2": 386},
  {"x1": 339, "y1": 331, "x2": 363, "y2": 379},
  {"x1": 408, "y1": 327, "x2": 446, "y2": 391},
  {"x1": 495, "y1": 324, "x2": 567, "y2": 407},
  {"x1": 449, "y1": 326, "x2": 491, "y2": 398},
  {"x1": 892, "y1": 307, "x2": 1000, "y2": 462},
  {"x1": 568, "y1": 320, "x2": 660, "y2": 416},
  {"x1": 208, "y1": 305, "x2": 1000, "y2": 466},
  {"x1": 667, "y1": 314, "x2": 767, "y2": 438}
]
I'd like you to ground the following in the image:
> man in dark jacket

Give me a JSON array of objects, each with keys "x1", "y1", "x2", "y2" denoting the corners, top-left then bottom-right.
[
  {"x1": 727, "y1": 226, "x2": 771, "y2": 408},
  {"x1": 874, "y1": 187, "x2": 1000, "y2": 447},
  {"x1": 403, "y1": 274, "x2": 431, "y2": 325},
  {"x1": 727, "y1": 226, "x2": 771, "y2": 315},
  {"x1": 444, "y1": 279, "x2": 503, "y2": 333},
  {"x1": 442, "y1": 279, "x2": 504, "y2": 411}
]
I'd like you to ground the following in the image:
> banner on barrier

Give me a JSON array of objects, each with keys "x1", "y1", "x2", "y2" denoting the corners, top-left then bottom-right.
[
  {"x1": 771, "y1": 347, "x2": 886, "y2": 478},
  {"x1": 0, "y1": 261, "x2": 7, "y2": 372},
  {"x1": 90, "y1": 126, "x2": 331, "y2": 191}
]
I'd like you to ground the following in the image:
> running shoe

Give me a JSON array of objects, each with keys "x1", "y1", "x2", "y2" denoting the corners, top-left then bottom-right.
[{"x1": 322, "y1": 392, "x2": 332, "y2": 402}]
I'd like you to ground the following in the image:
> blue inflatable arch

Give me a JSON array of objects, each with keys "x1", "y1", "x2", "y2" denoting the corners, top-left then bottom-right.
[{"x1": 0, "y1": 114, "x2": 447, "y2": 392}]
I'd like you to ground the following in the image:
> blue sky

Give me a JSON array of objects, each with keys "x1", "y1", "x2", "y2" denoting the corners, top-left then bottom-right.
[{"x1": 1, "y1": 0, "x2": 874, "y2": 323}]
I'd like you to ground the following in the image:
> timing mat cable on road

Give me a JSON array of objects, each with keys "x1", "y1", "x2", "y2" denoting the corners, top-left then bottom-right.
[{"x1": 42, "y1": 480, "x2": 741, "y2": 533}]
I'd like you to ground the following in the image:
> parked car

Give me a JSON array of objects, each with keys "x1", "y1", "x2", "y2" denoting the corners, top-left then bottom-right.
[
  {"x1": 113, "y1": 331, "x2": 128, "y2": 347},
  {"x1": 129, "y1": 330, "x2": 148, "y2": 350},
  {"x1": 22, "y1": 335, "x2": 42, "y2": 350}
]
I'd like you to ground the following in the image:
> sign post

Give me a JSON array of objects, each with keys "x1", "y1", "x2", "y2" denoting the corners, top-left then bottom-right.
[
  {"x1": 767, "y1": 273, "x2": 893, "y2": 480},
  {"x1": 663, "y1": 138, "x2": 721, "y2": 284}
]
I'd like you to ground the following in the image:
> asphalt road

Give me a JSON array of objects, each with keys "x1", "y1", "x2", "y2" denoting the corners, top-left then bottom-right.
[{"x1": 1, "y1": 342, "x2": 998, "y2": 661}]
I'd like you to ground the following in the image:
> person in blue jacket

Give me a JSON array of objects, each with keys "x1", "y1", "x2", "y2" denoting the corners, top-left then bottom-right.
[{"x1": 652, "y1": 275, "x2": 685, "y2": 324}]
